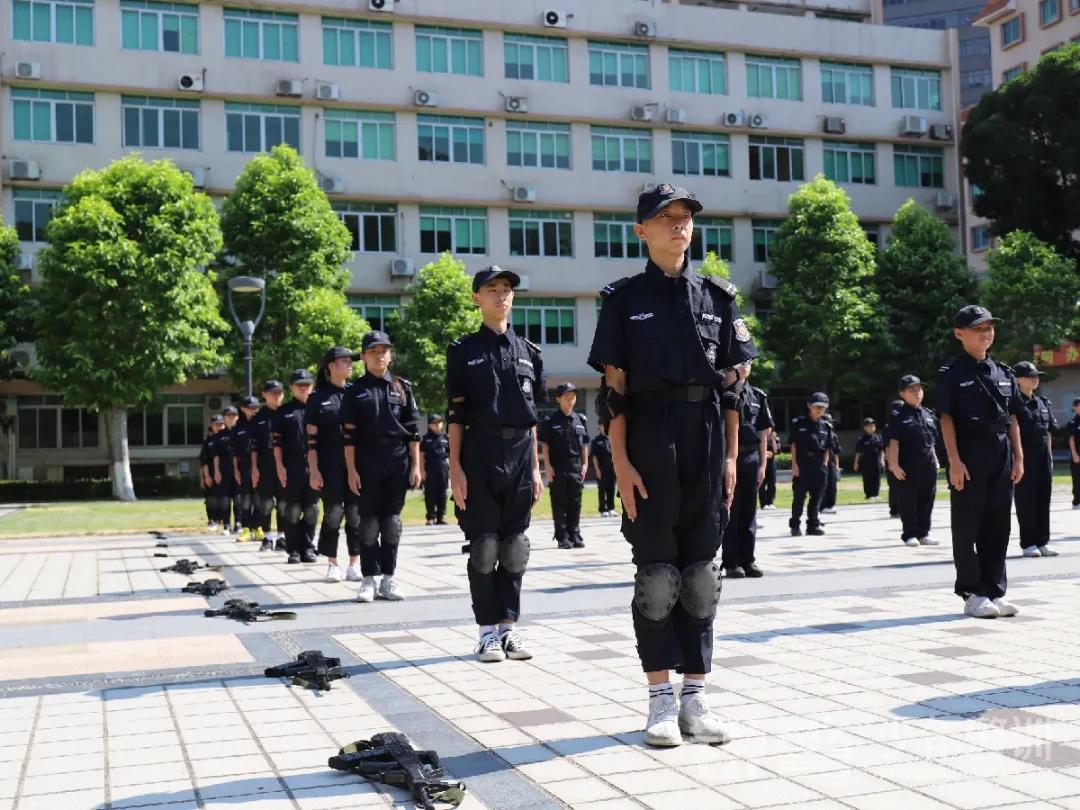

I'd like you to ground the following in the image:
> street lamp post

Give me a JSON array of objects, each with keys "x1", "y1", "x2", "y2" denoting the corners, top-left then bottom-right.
[{"x1": 226, "y1": 275, "x2": 267, "y2": 398}]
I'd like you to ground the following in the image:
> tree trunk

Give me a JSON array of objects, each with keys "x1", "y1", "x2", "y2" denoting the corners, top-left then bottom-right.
[{"x1": 105, "y1": 406, "x2": 136, "y2": 502}]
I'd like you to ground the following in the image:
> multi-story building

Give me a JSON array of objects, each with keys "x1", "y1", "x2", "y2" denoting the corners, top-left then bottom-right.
[{"x1": 2, "y1": 0, "x2": 962, "y2": 481}]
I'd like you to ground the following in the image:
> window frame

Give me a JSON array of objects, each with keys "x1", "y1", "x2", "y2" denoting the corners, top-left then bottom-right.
[
  {"x1": 508, "y1": 210, "x2": 574, "y2": 258},
  {"x1": 334, "y1": 203, "x2": 397, "y2": 253},
  {"x1": 819, "y1": 61, "x2": 874, "y2": 106},
  {"x1": 505, "y1": 120, "x2": 571, "y2": 170},
  {"x1": 121, "y1": 94, "x2": 200, "y2": 150},
  {"x1": 17, "y1": 401, "x2": 100, "y2": 450},
  {"x1": 970, "y1": 224, "x2": 991, "y2": 252},
  {"x1": 587, "y1": 40, "x2": 650, "y2": 89},
  {"x1": 503, "y1": 32, "x2": 568, "y2": 82},
  {"x1": 748, "y1": 136, "x2": 805, "y2": 182},
  {"x1": 590, "y1": 126, "x2": 653, "y2": 174},
  {"x1": 419, "y1": 206, "x2": 487, "y2": 255},
  {"x1": 224, "y1": 102, "x2": 300, "y2": 153},
  {"x1": 593, "y1": 212, "x2": 644, "y2": 259},
  {"x1": 120, "y1": 0, "x2": 198, "y2": 54},
  {"x1": 324, "y1": 108, "x2": 395, "y2": 161},
  {"x1": 688, "y1": 216, "x2": 734, "y2": 262},
  {"x1": 746, "y1": 54, "x2": 802, "y2": 100},
  {"x1": 417, "y1": 114, "x2": 485, "y2": 165},
  {"x1": 321, "y1": 16, "x2": 392, "y2": 69},
  {"x1": 893, "y1": 144, "x2": 945, "y2": 188},
  {"x1": 347, "y1": 294, "x2": 401, "y2": 330},
  {"x1": 415, "y1": 24, "x2": 483, "y2": 76},
  {"x1": 890, "y1": 67, "x2": 942, "y2": 110},
  {"x1": 12, "y1": 88, "x2": 94, "y2": 144},
  {"x1": 1000, "y1": 15, "x2": 1024, "y2": 48},
  {"x1": 11, "y1": 0, "x2": 94, "y2": 45},
  {"x1": 751, "y1": 219, "x2": 783, "y2": 263},
  {"x1": 668, "y1": 48, "x2": 727, "y2": 95},
  {"x1": 1039, "y1": 0, "x2": 1061, "y2": 26},
  {"x1": 223, "y1": 7, "x2": 299, "y2": 62},
  {"x1": 823, "y1": 140, "x2": 877, "y2": 185},
  {"x1": 510, "y1": 297, "x2": 577, "y2": 346},
  {"x1": 671, "y1": 130, "x2": 731, "y2": 178},
  {"x1": 14, "y1": 189, "x2": 61, "y2": 243}
]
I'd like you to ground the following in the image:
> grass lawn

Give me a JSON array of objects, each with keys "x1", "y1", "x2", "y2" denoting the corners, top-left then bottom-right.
[{"x1": 1, "y1": 470, "x2": 1074, "y2": 538}]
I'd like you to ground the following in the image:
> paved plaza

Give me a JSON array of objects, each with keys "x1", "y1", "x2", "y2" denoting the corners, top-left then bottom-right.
[{"x1": 1, "y1": 490, "x2": 1079, "y2": 810}]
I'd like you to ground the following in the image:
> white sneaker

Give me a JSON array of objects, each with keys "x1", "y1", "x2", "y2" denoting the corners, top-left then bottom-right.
[
  {"x1": 821, "y1": 507, "x2": 836, "y2": 514},
  {"x1": 475, "y1": 632, "x2": 506, "y2": 663},
  {"x1": 1038, "y1": 545, "x2": 1058, "y2": 557},
  {"x1": 345, "y1": 564, "x2": 363, "y2": 582},
  {"x1": 903, "y1": 537, "x2": 920, "y2": 547},
  {"x1": 222, "y1": 526, "x2": 232, "y2": 536},
  {"x1": 499, "y1": 627, "x2": 532, "y2": 660},
  {"x1": 644, "y1": 693, "x2": 682, "y2": 747},
  {"x1": 1073, "y1": 504, "x2": 1080, "y2": 510},
  {"x1": 206, "y1": 521, "x2": 216, "y2": 532},
  {"x1": 762, "y1": 504, "x2": 776, "y2": 511},
  {"x1": 678, "y1": 693, "x2": 730, "y2": 744},
  {"x1": 1022, "y1": 546, "x2": 1042, "y2": 558},
  {"x1": 378, "y1": 576, "x2": 404, "y2": 601},
  {"x1": 356, "y1": 576, "x2": 376, "y2": 603},
  {"x1": 993, "y1": 598, "x2": 1019, "y2": 617},
  {"x1": 964, "y1": 594, "x2": 1000, "y2": 619},
  {"x1": 325, "y1": 564, "x2": 342, "y2": 583},
  {"x1": 918, "y1": 536, "x2": 940, "y2": 546}
]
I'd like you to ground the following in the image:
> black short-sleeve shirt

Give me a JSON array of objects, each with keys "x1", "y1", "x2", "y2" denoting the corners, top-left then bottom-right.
[
  {"x1": 445, "y1": 325, "x2": 545, "y2": 428},
  {"x1": 341, "y1": 372, "x2": 420, "y2": 447},
  {"x1": 304, "y1": 382, "x2": 349, "y2": 461},
  {"x1": 937, "y1": 352, "x2": 1021, "y2": 431},
  {"x1": 539, "y1": 410, "x2": 590, "y2": 466}
]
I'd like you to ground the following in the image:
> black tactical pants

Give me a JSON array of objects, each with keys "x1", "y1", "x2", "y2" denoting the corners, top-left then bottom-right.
[
  {"x1": 897, "y1": 455, "x2": 936, "y2": 540},
  {"x1": 951, "y1": 433, "x2": 1012, "y2": 599},
  {"x1": 282, "y1": 461, "x2": 318, "y2": 555},
  {"x1": 862, "y1": 464, "x2": 881, "y2": 498},
  {"x1": 721, "y1": 453, "x2": 761, "y2": 569},
  {"x1": 596, "y1": 464, "x2": 616, "y2": 513},
  {"x1": 424, "y1": 461, "x2": 448, "y2": 521},
  {"x1": 1015, "y1": 442, "x2": 1052, "y2": 549},
  {"x1": 759, "y1": 457, "x2": 776, "y2": 508},
  {"x1": 550, "y1": 464, "x2": 583, "y2": 543},
  {"x1": 346, "y1": 444, "x2": 410, "y2": 577},
  {"x1": 790, "y1": 462, "x2": 827, "y2": 531}
]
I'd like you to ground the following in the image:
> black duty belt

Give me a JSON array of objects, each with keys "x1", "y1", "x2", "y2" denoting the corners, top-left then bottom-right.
[
  {"x1": 369, "y1": 436, "x2": 408, "y2": 447},
  {"x1": 468, "y1": 425, "x2": 531, "y2": 439},
  {"x1": 634, "y1": 384, "x2": 711, "y2": 403},
  {"x1": 959, "y1": 424, "x2": 1009, "y2": 436}
]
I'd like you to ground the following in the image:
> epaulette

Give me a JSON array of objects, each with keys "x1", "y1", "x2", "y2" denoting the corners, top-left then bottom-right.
[
  {"x1": 599, "y1": 276, "x2": 632, "y2": 298},
  {"x1": 522, "y1": 337, "x2": 542, "y2": 353},
  {"x1": 937, "y1": 363, "x2": 951, "y2": 374},
  {"x1": 397, "y1": 376, "x2": 412, "y2": 387},
  {"x1": 704, "y1": 275, "x2": 738, "y2": 298},
  {"x1": 994, "y1": 359, "x2": 1015, "y2": 376}
]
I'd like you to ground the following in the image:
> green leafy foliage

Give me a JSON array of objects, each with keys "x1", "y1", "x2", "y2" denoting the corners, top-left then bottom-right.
[{"x1": 0, "y1": 222, "x2": 32, "y2": 377}]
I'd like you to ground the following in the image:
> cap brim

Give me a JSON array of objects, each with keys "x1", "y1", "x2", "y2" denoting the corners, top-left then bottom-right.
[
  {"x1": 963, "y1": 315, "x2": 1003, "y2": 327},
  {"x1": 476, "y1": 270, "x2": 521, "y2": 290},
  {"x1": 640, "y1": 195, "x2": 704, "y2": 222}
]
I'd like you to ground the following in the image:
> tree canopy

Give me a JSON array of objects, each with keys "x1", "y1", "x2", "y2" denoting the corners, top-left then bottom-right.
[{"x1": 0, "y1": 222, "x2": 32, "y2": 378}]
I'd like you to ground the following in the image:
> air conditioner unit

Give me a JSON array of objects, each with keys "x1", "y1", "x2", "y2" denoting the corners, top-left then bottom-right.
[
  {"x1": 206, "y1": 395, "x2": 225, "y2": 412},
  {"x1": 758, "y1": 271, "x2": 778, "y2": 290},
  {"x1": 177, "y1": 74, "x2": 203, "y2": 92},
  {"x1": 666, "y1": 107, "x2": 687, "y2": 124},
  {"x1": 631, "y1": 104, "x2": 656, "y2": 122},
  {"x1": 17, "y1": 252, "x2": 34, "y2": 271},
  {"x1": 634, "y1": 20, "x2": 656, "y2": 37},
  {"x1": 319, "y1": 176, "x2": 345, "y2": 194},
  {"x1": 898, "y1": 115, "x2": 928, "y2": 136},
  {"x1": 15, "y1": 61, "x2": 41, "y2": 80},
  {"x1": 276, "y1": 79, "x2": 303, "y2": 97},
  {"x1": 8, "y1": 159, "x2": 41, "y2": 180},
  {"x1": 390, "y1": 258, "x2": 416, "y2": 278},
  {"x1": 542, "y1": 8, "x2": 567, "y2": 27},
  {"x1": 316, "y1": 82, "x2": 341, "y2": 101},
  {"x1": 368, "y1": 0, "x2": 394, "y2": 10},
  {"x1": 748, "y1": 113, "x2": 769, "y2": 129},
  {"x1": 722, "y1": 111, "x2": 745, "y2": 127},
  {"x1": 182, "y1": 167, "x2": 206, "y2": 188},
  {"x1": 929, "y1": 123, "x2": 953, "y2": 141},
  {"x1": 504, "y1": 95, "x2": 528, "y2": 113},
  {"x1": 414, "y1": 89, "x2": 438, "y2": 107},
  {"x1": 933, "y1": 192, "x2": 956, "y2": 211},
  {"x1": 516, "y1": 274, "x2": 531, "y2": 291},
  {"x1": 823, "y1": 116, "x2": 846, "y2": 135},
  {"x1": 10, "y1": 343, "x2": 35, "y2": 370},
  {"x1": 512, "y1": 185, "x2": 536, "y2": 203}
]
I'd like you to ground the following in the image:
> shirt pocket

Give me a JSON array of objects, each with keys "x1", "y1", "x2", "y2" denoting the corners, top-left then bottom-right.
[
  {"x1": 696, "y1": 318, "x2": 724, "y2": 369},
  {"x1": 517, "y1": 364, "x2": 536, "y2": 401}
]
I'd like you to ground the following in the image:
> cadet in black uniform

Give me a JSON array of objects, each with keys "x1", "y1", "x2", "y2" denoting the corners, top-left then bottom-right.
[
  {"x1": 588, "y1": 184, "x2": 756, "y2": 748},
  {"x1": 540, "y1": 382, "x2": 590, "y2": 549},
  {"x1": 274, "y1": 369, "x2": 319, "y2": 564},
  {"x1": 759, "y1": 430, "x2": 778, "y2": 510},
  {"x1": 343, "y1": 330, "x2": 422, "y2": 603},
  {"x1": 721, "y1": 379, "x2": 774, "y2": 579},
  {"x1": 307, "y1": 346, "x2": 359, "y2": 583},
  {"x1": 938, "y1": 305, "x2": 1024, "y2": 619},
  {"x1": 231, "y1": 396, "x2": 260, "y2": 542},
  {"x1": 420, "y1": 414, "x2": 450, "y2": 525},
  {"x1": 252, "y1": 380, "x2": 286, "y2": 552},
  {"x1": 820, "y1": 414, "x2": 841, "y2": 514},
  {"x1": 1013, "y1": 361, "x2": 1058, "y2": 557},
  {"x1": 789, "y1": 393, "x2": 832, "y2": 537},
  {"x1": 590, "y1": 424, "x2": 616, "y2": 517},
  {"x1": 1068, "y1": 398, "x2": 1080, "y2": 510},
  {"x1": 853, "y1": 418, "x2": 883, "y2": 500},
  {"x1": 885, "y1": 375, "x2": 940, "y2": 548},
  {"x1": 447, "y1": 266, "x2": 545, "y2": 664},
  {"x1": 201, "y1": 417, "x2": 223, "y2": 531},
  {"x1": 885, "y1": 399, "x2": 903, "y2": 517},
  {"x1": 218, "y1": 406, "x2": 240, "y2": 534}
]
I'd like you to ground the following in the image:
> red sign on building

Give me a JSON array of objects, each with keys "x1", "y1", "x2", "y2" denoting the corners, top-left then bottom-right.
[{"x1": 1034, "y1": 342, "x2": 1080, "y2": 368}]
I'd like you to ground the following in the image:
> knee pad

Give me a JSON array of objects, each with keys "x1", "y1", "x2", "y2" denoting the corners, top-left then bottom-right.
[
  {"x1": 276, "y1": 500, "x2": 287, "y2": 522},
  {"x1": 302, "y1": 504, "x2": 320, "y2": 530},
  {"x1": 324, "y1": 503, "x2": 344, "y2": 531},
  {"x1": 679, "y1": 561, "x2": 723, "y2": 619},
  {"x1": 498, "y1": 533, "x2": 530, "y2": 575},
  {"x1": 359, "y1": 516, "x2": 380, "y2": 547},
  {"x1": 633, "y1": 563, "x2": 681, "y2": 622},
  {"x1": 345, "y1": 502, "x2": 362, "y2": 530},
  {"x1": 380, "y1": 516, "x2": 402, "y2": 548},
  {"x1": 284, "y1": 503, "x2": 302, "y2": 524},
  {"x1": 469, "y1": 534, "x2": 499, "y2": 574}
]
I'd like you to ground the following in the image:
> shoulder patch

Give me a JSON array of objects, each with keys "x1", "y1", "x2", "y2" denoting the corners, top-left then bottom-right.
[
  {"x1": 522, "y1": 337, "x2": 542, "y2": 354},
  {"x1": 937, "y1": 364, "x2": 951, "y2": 374},
  {"x1": 396, "y1": 376, "x2": 412, "y2": 388},
  {"x1": 994, "y1": 360, "x2": 1015, "y2": 377},
  {"x1": 704, "y1": 275, "x2": 738, "y2": 298},
  {"x1": 599, "y1": 276, "x2": 633, "y2": 298}
]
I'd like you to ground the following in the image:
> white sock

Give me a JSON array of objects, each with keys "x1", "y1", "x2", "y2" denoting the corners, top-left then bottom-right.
[
  {"x1": 498, "y1": 622, "x2": 514, "y2": 636},
  {"x1": 479, "y1": 625, "x2": 496, "y2": 639},
  {"x1": 648, "y1": 682, "x2": 674, "y2": 699},
  {"x1": 681, "y1": 677, "x2": 706, "y2": 698}
]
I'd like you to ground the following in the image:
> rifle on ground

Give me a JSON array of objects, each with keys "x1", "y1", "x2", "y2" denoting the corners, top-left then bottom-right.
[
  {"x1": 328, "y1": 732, "x2": 465, "y2": 809},
  {"x1": 161, "y1": 559, "x2": 220, "y2": 575},
  {"x1": 182, "y1": 579, "x2": 230, "y2": 596},
  {"x1": 203, "y1": 598, "x2": 296, "y2": 623},
  {"x1": 265, "y1": 650, "x2": 349, "y2": 690}
]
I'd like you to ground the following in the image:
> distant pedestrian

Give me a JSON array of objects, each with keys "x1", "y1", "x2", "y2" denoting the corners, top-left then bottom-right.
[
  {"x1": 853, "y1": 417, "x2": 883, "y2": 500},
  {"x1": 1012, "y1": 361, "x2": 1058, "y2": 557},
  {"x1": 886, "y1": 375, "x2": 940, "y2": 548}
]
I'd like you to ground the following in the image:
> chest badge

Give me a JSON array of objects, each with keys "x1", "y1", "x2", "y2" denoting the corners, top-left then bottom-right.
[
  {"x1": 705, "y1": 344, "x2": 717, "y2": 364},
  {"x1": 733, "y1": 318, "x2": 751, "y2": 343},
  {"x1": 467, "y1": 356, "x2": 486, "y2": 366},
  {"x1": 629, "y1": 312, "x2": 655, "y2": 321},
  {"x1": 701, "y1": 313, "x2": 723, "y2": 325},
  {"x1": 521, "y1": 379, "x2": 532, "y2": 394}
]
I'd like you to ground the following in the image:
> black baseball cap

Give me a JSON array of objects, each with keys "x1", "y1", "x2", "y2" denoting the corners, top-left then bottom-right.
[
  {"x1": 1012, "y1": 361, "x2": 1046, "y2": 378},
  {"x1": 636, "y1": 183, "x2": 703, "y2": 223},
  {"x1": 954, "y1": 304, "x2": 1002, "y2": 328},
  {"x1": 361, "y1": 330, "x2": 392, "y2": 351},
  {"x1": 472, "y1": 265, "x2": 520, "y2": 292},
  {"x1": 428, "y1": 413, "x2": 443, "y2": 423},
  {"x1": 807, "y1": 392, "x2": 829, "y2": 406},
  {"x1": 210, "y1": 415, "x2": 224, "y2": 425},
  {"x1": 321, "y1": 345, "x2": 360, "y2": 367},
  {"x1": 261, "y1": 380, "x2": 284, "y2": 393},
  {"x1": 240, "y1": 395, "x2": 260, "y2": 409},
  {"x1": 1073, "y1": 398, "x2": 1080, "y2": 407},
  {"x1": 290, "y1": 368, "x2": 315, "y2": 384},
  {"x1": 555, "y1": 382, "x2": 577, "y2": 397},
  {"x1": 898, "y1": 374, "x2": 923, "y2": 390},
  {"x1": 862, "y1": 417, "x2": 876, "y2": 426},
  {"x1": 223, "y1": 406, "x2": 239, "y2": 416}
]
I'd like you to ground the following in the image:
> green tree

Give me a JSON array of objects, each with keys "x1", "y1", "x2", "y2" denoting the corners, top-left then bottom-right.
[
  {"x1": 390, "y1": 253, "x2": 481, "y2": 411},
  {"x1": 0, "y1": 222, "x2": 33, "y2": 378},
  {"x1": 963, "y1": 44, "x2": 1080, "y2": 262},
  {"x1": 877, "y1": 200, "x2": 977, "y2": 385},
  {"x1": 763, "y1": 176, "x2": 882, "y2": 397},
  {"x1": 981, "y1": 231, "x2": 1080, "y2": 363},
  {"x1": 219, "y1": 145, "x2": 366, "y2": 382},
  {"x1": 33, "y1": 156, "x2": 226, "y2": 500}
]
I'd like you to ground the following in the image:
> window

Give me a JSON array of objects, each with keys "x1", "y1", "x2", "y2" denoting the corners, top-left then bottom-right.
[
  {"x1": 591, "y1": 126, "x2": 652, "y2": 173},
  {"x1": 588, "y1": 40, "x2": 649, "y2": 88},
  {"x1": 862, "y1": 224, "x2": 880, "y2": 250},
  {"x1": 223, "y1": 8, "x2": 298, "y2": 61},
  {"x1": 1040, "y1": 0, "x2": 1061, "y2": 25},
  {"x1": 14, "y1": 189, "x2": 60, "y2": 243},
  {"x1": 1000, "y1": 16, "x2": 1023, "y2": 47},
  {"x1": 347, "y1": 294, "x2": 400, "y2": 330},
  {"x1": 671, "y1": 131, "x2": 731, "y2": 177},
  {"x1": 749, "y1": 136, "x2": 805, "y2": 182},
  {"x1": 419, "y1": 206, "x2": 486, "y2": 254},
  {"x1": 324, "y1": 109, "x2": 394, "y2": 160},
  {"x1": 746, "y1": 55, "x2": 801, "y2": 100},
  {"x1": 752, "y1": 219, "x2": 782, "y2": 263},
  {"x1": 1002, "y1": 65, "x2": 1024, "y2": 82},
  {"x1": 1072, "y1": 0, "x2": 1080, "y2": 13},
  {"x1": 504, "y1": 33, "x2": 568, "y2": 82},
  {"x1": 970, "y1": 224, "x2": 991, "y2": 251},
  {"x1": 322, "y1": 17, "x2": 391, "y2": 68},
  {"x1": 820, "y1": 61, "x2": 873, "y2": 105},
  {"x1": 225, "y1": 102, "x2": 299, "y2": 153},
  {"x1": 509, "y1": 210, "x2": 573, "y2": 258},
  {"x1": 688, "y1": 217, "x2": 734, "y2": 262},
  {"x1": 894, "y1": 144, "x2": 944, "y2": 188},
  {"x1": 594, "y1": 212, "x2": 643, "y2": 259},
  {"x1": 890, "y1": 67, "x2": 942, "y2": 110},
  {"x1": 958, "y1": 37, "x2": 991, "y2": 57},
  {"x1": 12, "y1": 88, "x2": 93, "y2": 144},
  {"x1": 961, "y1": 69, "x2": 992, "y2": 88},
  {"x1": 12, "y1": 0, "x2": 92, "y2": 44},
  {"x1": 18, "y1": 396, "x2": 99, "y2": 449},
  {"x1": 506, "y1": 121, "x2": 570, "y2": 169},
  {"x1": 823, "y1": 141, "x2": 876, "y2": 185},
  {"x1": 512, "y1": 298, "x2": 576, "y2": 345},
  {"x1": 121, "y1": 0, "x2": 196, "y2": 53},
  {"x1": 334, "y1": 203, "x2": 396, "y2": 253},
  {"x1": 668, "y1": 48, "x2": 726, "y2": 94},
  {"x1": 128, "y1": 396, "x2": 203, "y2": 447},
  {"x1": 415, "y1": 25, "x2": 482, "y2": 76},
  {"x1": 122, "y1": 95, "x2": 199, "y2": 149},
  {"x1": 417, "y1": 115, "x2": 484, "y2": 165}
]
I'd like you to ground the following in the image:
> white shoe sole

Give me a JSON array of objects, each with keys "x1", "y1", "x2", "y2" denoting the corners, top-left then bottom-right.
[
  {"x1": 678, "y1": 724, "x2": 731, "y2": 745},
  {"x1": 477, "y1": 652, "x2": 505, "y2": 663},
  {"x1": 965, "y1": 607, "x2": 999, "y2": 619},
  {"x1": 377, "y1": 592, "x2": 404, "y2": 601},
  {"x1": 1039, "y1": 547, "x2": 1059, "y2": 557},
  {"x1": 504, "y1": 649, "x2": 532, "y2": 660},
  {"x1": 643, "y1": 730, "x2": 682, "y2": 747},
  {"x1": 356, "y1": 591, "x2": 375, "y2": 603}
]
